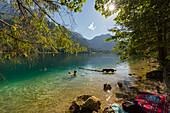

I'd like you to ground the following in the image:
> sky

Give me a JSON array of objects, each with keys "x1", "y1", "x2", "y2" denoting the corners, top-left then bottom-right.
[
  {"x1": 0, "y1": 0, "x2": 117, "y2": 40},
  {"x1": 72, "y1": 0, "x2": 117, "y2": 40}
]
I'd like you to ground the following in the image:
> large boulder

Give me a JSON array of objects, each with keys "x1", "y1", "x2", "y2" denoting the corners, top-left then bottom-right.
[{"x1": 68, "y1": 95, "x2": 101, "y2": 113}]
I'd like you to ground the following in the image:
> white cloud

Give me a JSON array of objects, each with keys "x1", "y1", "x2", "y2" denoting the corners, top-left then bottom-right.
[{"x1": 88, "y1": 22, "x2": 96, "y2": 30}]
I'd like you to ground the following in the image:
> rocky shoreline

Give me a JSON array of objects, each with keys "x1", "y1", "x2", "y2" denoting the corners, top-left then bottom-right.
[{"x1": 67, "y1": 59, "x2": 167, "y2": 113}]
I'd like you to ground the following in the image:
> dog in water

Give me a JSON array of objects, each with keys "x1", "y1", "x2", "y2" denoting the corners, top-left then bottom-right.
[{"x1": 102, "y1": 69, "x2": 116, "y2": 73}]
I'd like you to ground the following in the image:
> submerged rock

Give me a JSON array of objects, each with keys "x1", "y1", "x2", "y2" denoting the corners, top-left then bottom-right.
[
  {"x1": 68, "y1": 95, "x2": 101, "y2": 113},
  {"x1": 128, "y1": 73, "x2": 133, "y2": 76},
  {"x1": 117, "y1": 82, "x2": 123, "y2": 88},
  {"x1": 104, "y1": 84, "x2": 112, "y2": 91}
]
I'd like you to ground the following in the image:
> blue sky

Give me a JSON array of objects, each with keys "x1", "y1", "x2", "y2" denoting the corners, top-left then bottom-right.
[
  {"x1": 73, "y1": 0, "x2": 117, "y2": 40},
  {"x1": 0, "y1": 1, "x2": 117, "y2": 40}
]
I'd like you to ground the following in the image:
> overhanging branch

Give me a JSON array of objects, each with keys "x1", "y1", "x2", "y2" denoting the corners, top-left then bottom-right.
[{"x1": 0, "y1": 19, "x2": 13, "y2": 27}]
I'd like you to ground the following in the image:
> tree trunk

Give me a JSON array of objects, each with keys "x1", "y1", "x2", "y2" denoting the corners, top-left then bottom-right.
[
  {"x1": 158, "y1": 29, "x2": 166, "y2": 65},
  {"x1": 163, "y1": 27, "x2": 167, "y2": 59},
  {"x1": 163, "y1": 61, "x2": 170, "y2": 96}
]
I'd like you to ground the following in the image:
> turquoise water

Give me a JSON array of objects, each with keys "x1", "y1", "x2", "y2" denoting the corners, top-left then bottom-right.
[{"x1": 0, "y1": 53, "x2": 132, "y2": 113}]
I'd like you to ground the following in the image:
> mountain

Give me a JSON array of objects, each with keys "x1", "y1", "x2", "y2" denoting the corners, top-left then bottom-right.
[
  {"x1": 0, "y1": 1, "x2": 19, "y2": 15},
  {"x1": 88, "y1": 34, "x2": 115, "y2": 50},
  {"x1": 69, "y1": 32, "x2": 91, "y2": 48},
  {"x1": 70, "y1": 32, "x2": 115, "y2": 51}
]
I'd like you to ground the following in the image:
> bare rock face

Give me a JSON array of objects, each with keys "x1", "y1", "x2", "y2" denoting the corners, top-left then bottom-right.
[{"x1": 68, "y1": 95, "x2": 101, "y2": 113}]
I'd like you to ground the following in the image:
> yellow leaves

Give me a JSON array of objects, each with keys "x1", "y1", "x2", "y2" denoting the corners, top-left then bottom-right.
[
  {"x1": 12, "y1": 25, "x2": 17, "y2": 31},
  {"x1": 42, "y1": 44, "x2": 48, "y2": 50},
  {"x1": 23, "y1": 52, "x2": 28, "y2": 57},
  {"x1": 0, "y1": 0, "x2": 88, "y2": 61},
  {"x1": 84, "y1": 0, "x2": 86, "y2": 3},
  {"x1": 53, "y1": 49, "x2": 59, "y2": 54},
  {"x1": 4, "y1": 54, "x2": 11, "y2": 59},
  {"x1": 11, "y1": 52, "x2": 17, "y2": 56}
]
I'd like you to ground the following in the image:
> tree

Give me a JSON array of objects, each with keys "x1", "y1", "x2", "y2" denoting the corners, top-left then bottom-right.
[
  {"x1": 94, "y1": 0, "x2": 170, "y2": 96},
  {"x1": 95, "y1": 0, "x2": 169, "y2": 64},
  {"x1": 0, "y1": 0, "x2": 87, "y2": 62}
]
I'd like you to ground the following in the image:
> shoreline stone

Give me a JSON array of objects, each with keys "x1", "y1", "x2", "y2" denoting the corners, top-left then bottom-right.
[
  {"x1": 68, "y1": 95, "x2": 101, "y2": 113},
  {"x1": 103, "y1": 84, "x2": 112, "y2": 91},
  {"x1": 68, "y1": 59, "x2": 167, "y2": 113}
]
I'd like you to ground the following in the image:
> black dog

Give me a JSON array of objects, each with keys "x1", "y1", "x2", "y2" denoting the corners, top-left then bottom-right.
[{"x1": 102, "y1": 69, "x2": 116, "y2": 73}]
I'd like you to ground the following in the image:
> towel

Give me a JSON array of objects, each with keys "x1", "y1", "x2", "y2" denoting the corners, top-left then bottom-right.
[{"x1": 110, "y1": 104, "x2": 128, "y2": 113}]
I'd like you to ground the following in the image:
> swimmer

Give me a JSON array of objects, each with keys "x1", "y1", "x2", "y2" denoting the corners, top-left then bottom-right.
[
  {"x1": 73, "y1": 70, "x2": 77, "y2": 77},
  {"x1": 68, "y1": 70, "x2": 77, "y2": 77},
  {"x1": 68, "y1": 71, "x2": 72, "y2": 75},
  {"x1": 43, "y1": 67, "x2": 47, "y2": 71}
]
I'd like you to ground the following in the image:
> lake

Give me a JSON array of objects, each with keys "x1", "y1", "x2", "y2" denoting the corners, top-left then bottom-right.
[{"x1": 0, "y1": 53, "x2": 133, "y2": 113}]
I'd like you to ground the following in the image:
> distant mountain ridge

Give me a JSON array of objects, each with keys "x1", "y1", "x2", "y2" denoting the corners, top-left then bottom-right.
[
  {"x1": 0, "y1": 1, "x2": 19, "y2": 15},
  {"x1": 89, "y1": 34, "x2": 115, "y2": 50},
  {"x1": 70, "y1": 32, "x2": 90, "y2": 48},
  {"x1": 70, "y1": 32, "x2": 115, "y2": 51}
]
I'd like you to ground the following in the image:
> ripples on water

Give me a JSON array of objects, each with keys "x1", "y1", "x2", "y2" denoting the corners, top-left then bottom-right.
[{"x1": 0, "y1": 53, "x2": 132, "y2": 113}]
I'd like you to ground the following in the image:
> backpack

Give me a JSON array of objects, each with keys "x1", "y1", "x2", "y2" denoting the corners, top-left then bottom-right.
[{"x1": 122, "y1": 101, "x2": 143, "y2": 113}]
